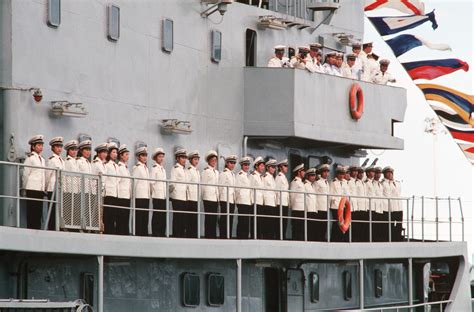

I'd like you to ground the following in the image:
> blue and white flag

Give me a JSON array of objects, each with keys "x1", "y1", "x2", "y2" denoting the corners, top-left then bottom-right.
[
  {"x1": 386, "y1": 34, "x2": 451, "y2": 57},
  {"x1": 368, "y1": 11, "x2": 438, "y2": 36}
]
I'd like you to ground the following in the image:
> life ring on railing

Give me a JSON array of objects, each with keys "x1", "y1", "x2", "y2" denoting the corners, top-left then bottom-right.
[
  {"x1": 349, "y1": 83, "x2": 364, "y2": 120},
  {"x1": 338, "y1": 197, "x2": 351, "y2": 234}
]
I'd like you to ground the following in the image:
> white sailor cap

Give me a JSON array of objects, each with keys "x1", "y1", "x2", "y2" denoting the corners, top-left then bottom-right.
[
  {"x1": 253, "y1": 156, "x2": 265, "y2": 167},
  {"x1": 274, "y1": 45, "x2": 286, "y2": 51},
  {"x1": 298, "y1": 46, "x2": 310, "y2": 53},
  {"x1": 352, "y1": 42, "x2": 362, "y2": 48},
  {"x1": 277, "y1": 159, "x2": 288, "y2": 166},
  {"x1": 107, "y1": 142, "x2": 118, "y2": 151},
  {"x1": 363, "y1": 42, "x2": 373, "y2": 48},
  {"x1": 49, "y1": 136, "x2": 64, "y2": 147},
  {"x1": 78, "y1": 140, "x2": 92, "y2": 150},
  {"x1": 64, "y1": 140, "x2": 78, "y2": 150},
  {"x1": 205, "y1": 150, "x2": 218, "y2": 161},
  {"x1": 336, "y1": 165, "x2": 347, "y2": 174},
  {"x1": 118, "y1": 144, "x2": 129, "y2": 154},
  {"x1": 326, "y1": 51, "x2": 336, "y2": 57},
  {"x1": 348, "y1": 165, "x2": 359, "y2": 172},
  {"x1": 239, "y1": 156, "x2": 252, "y2": 165},
  {"x1": 309, "y1": 43, "x2": 322, "y2": 50},
  {"x1": 187, "y1": 150, "x2": 200, "y2": 159},
  {"x1": 374, "y1": 166, "x2": 382, "y2": 173},
  {"x1": 94, "y1": 143, "x2": 108, "y2": 153},
  {"x1": 135, "y1": 146, "x2": 148, "y2": 156},
  {"x1": 152, "y1": 147, "x2": 165, "y2": 159},
  {"x1": 380, "y1": 59, "x2": 390, "y2": 66},
  {"x1": 346, "y1": 53, "x2": 357, "y2": 60},
  {"x1": 365, "y1": 165, "x2": 375, "y2": 172},
  {"x1": 335, "y1": 52, "x2": 343, "y2": 59},
  {"x1": 382, "y1": 166, "x2": 394, "y2": 173},
  {"x1": 175, "y1": 148, "x2": 187, "y2": 157},
  {"x1": 292, "y1": 163, "x2": 305, "y2": 173},
  {"x1": 305, "y1": 168, "x2": 317, "y2": 176},
  {"x1": 265, "y1": 159, "x2": 277, "y2": 167},
  {"x1": 317, "y1": 163, "x2": 330, "y2": 172},
  {"x1": 28, "y1": 134, "x2": 44, "y2": 145},
  {"x1": 225, "y1": 155, "x2": 238, "y2": 162}
]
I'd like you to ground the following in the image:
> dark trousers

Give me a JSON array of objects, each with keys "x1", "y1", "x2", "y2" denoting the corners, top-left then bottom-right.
[
  {"x1": 330, "y1": 209, "x2": 349, "y2": 242},
  {"x1": 351, "y1": 211, "x2": 363, "y2": 242},
  {"x1": 46, "y1": 192, "x2": 57, "y2": 231},
  {"x1": 219, "y1": 201, "x2": 235, "y2": 239},
  {"x1": 172, "y1": 199, "x2": 187, "y2": 238},
  {"x1": 360, "y1": 211, "x2": 369, "y2": 242},
  {"x1": 116, "y1": 198, "x2": 130, "y2": 235},
  {"x1": 292, "y1": 210, "x2": 305, "y2": 241},
  {"x1": 135, "y1": 198, "x2": 149, "y2": 236},
  {"x1": 237, "y1": 204, "x2": 254, "y2": 239},
  {"x1": 26, "y1": 190, "x2": 44, "y2": 229},
  {"x1": 381, "y1": 211, "x2": 390, "y2": 242},
  {"x1": 186, "y1": 201, "x2": 198, "y2": 238},
  {"x1": 203, "y1": 200, "x2": 218, "y2": 239},
  {"x1": 282, "y1": 206, "x2": 289, "y2": 240},
  {"x1": 260, "y1": 205, "x2": 276, "y2": 240},
  {"x1": 372, "y1": 212, "x2": 384, "y2": 242},
  {"x1": 392, "y1": 211, "x2": 403, "y2": 242},
  {"x1": 315, "y1": 211, "x2": 328, "y2": 242},
  {"x1": 152, "y1": 198, "x2": 166, "y2": 237},
  {"x1": 307, "y1": 211, "x2": 318, "y2": 241},
  {"x1": 103, "y1": 196, "x2": 119, "y2": 235},
  {"x1": 256, "y1": 205, "x2": 266, "y2": 239}
]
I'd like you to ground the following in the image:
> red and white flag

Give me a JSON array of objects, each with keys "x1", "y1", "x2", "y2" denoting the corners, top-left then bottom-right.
[{"x1": 365, "y1": 0, "x2": 425, "y2": 15}]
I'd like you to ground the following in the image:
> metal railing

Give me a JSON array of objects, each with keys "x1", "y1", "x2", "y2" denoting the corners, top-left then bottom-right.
[
  {"x1": 0, "y1": 160, "x2": 465, "y2": 243},
  {"x1": 317, "y1": 299, "x2": 453, "y2": 311}
]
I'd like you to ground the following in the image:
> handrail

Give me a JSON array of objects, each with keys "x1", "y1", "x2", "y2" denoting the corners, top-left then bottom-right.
[{"x1": 316, "y1": 299, "x2": 453, "y2": 311}]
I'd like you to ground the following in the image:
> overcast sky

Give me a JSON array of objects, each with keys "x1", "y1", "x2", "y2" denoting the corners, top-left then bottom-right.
[{"x1": 364, "y1": 0, "x2": 474, "y2": 255}]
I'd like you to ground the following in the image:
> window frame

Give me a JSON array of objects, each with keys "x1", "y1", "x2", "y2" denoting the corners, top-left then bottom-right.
[
  {"x1": 343, "y1": 271, "x2": 352, "y2": 301},
  {"x1": 47, "y1": 0, "x2": 61, "y2": 28},
  {"x1": 162, "y1": 18, "x2": 174, "y2": 53},
  {"x1": 207, "y1": 273, "x2": 225, "y2": 307},
  {"x1": 107, "y1": 4, "x2": 120, "y2": 41},
  {"x1": 211, "y1": 30, "x2": 222, "y2": 63},
  {"x1": 182, "y1": 272, "x2": 200, "y2": 307},
  {"x1": 374, "y1": 269, "x2": 383, "y2": 298},
  {"x1": 310, "y1": 272, "x2": 320, "y2": 303}
]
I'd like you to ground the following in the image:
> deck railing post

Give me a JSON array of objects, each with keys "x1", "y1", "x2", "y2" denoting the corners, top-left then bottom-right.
[
  {"x1": 304, "y1": 192, "x2": 307, "y2": 242},
  {"x1": 80, "y1": 173, "x2": 86, "y2": 230},
  {"x1": 421, "y1": 196, "x2": 425, "y2": 242},
  {"x1": 406, "y1": 198, "x2": 410, "y2": 242},
  {"x1": 16, "y1": 164, "x2": 20, "y2": 227},
  {"x1": 227, "y1": 186, "x2": 230, "y2": 239},
  {"x1": 197, "y1": 182, "x2": 201, "y2": 238},
  {"x1": 253, "y1": 188, "x2": 257, "y2": 240},
  {"x1": 327, "y1": 194, "x2": 330, "y2": 242},
  {"x1": 411, "y1": 195, "x2": 415, "y2": 241},
  {"x1": 368, "y1": 197, "x2": 372, "y2": 243},
  {"x1": 349, "y1": 196, "x2": 352, "y2": 243},
  {"x1": 359, "y1": 259, "x2": 364, "y2": 310},
  {"x1": 55, "y1": 169, "x2": 61, "y2": 231},
  {"x1": 388, "y1": 199, "x2": 392, "y2": 242},
  {"x1": 131, "y1": 177, "x2": 136, "y2": 236},
  {"x1": 435, "y1": 196, "x2": 439, "y2": 242},
  {"x1": 448, "y1": 196, "x2": 452, "y2": 242},
  {"x1": 458, "y1": 197, "x2": 464, "y2": 241},
  {"x1": 165, "y1": 180, "x2": 170, "y2": 238},
  {"x1": 279, "y1": 190, "x2": 283, "y2": 241}
]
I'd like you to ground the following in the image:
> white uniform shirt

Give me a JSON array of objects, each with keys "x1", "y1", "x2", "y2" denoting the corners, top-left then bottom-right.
[
  {"x1": 332, "y1": 65, "x2": 343, "y2": 77},
  {"x1": 329, "y1": 178, "x2": 349, "y2": 209},
  {"x1": 170, "y1": 163, "x2": 187, "y2": 201},
  {"x1": 22, "y1": 151, "x2": 46, "y2": 191},
  {"x1": 235, "y1": 170, "x2": 252, "y2": 205},
  {"x1": 347, "y1": 178, "x2": 358, "y2": 211},
  {"x1": 373, "y1": 179, "x2": 385, "y2": 213},
  {"x1": 132, "y1": 162, "x2": 150, "y2": 199},
  {"x1": 186, "y1": 165, "x2": 200, "y2": 202},
  {"x1": 289, "y1": 176, "x2": 305, "y2": 211},
  {"x1": 372, "y1": 71, "x2": 396, "y2": 85},
  {"x1": 91, "y1": 158, "x2": 106, "y2": 194},
  {"x1": 362, "y1": 58, "x2": 379, "y2": 82},
  {"x1": 249, "y1": 171, "x2": 264, "y2": 206},
  {"x1": 304, "y1": 180, "x2": 317, "y2": 212},
  {"x1": 117, "y1": 161, "x2": 131, "y2": 199},
  {"x1": 267, "y1": 56, "x2": 290, "y2": 68},
  {"x1": 63, "y1": 155, "x2": 79, "y2": 194},
  {"x1": 201, "y1": 165, "x2": 219, "y2": 202},
  {"x1": 151, "y1": 163, "x2": 167, "y2": 200},
  {"x1": 341, "y1": 64, "x2": 359, "y2": 79},
  {"x1": 322, "y1": 63, "x2": 334, "y2": 75},
  {"x1": 290, "y1": 57, "x2": 313, "y2": 72},
  {"x1": 358, "y1": 51, "x2": 368, "y2": 73},
  {"x1": 305, "y1": 56, "x2": 324, "y2": 73},
  {"x1": 104, "y1": 160, "x2": 119, "y2": 197},
  {"x1": 275, "y1": 172, "x2": 289, "y2": 207},
  {"x1": 46, "y1": 153, "x2": 64, "y2": 192},
  {"x1": 314, "y1": 178, "x2": 329, "y2": 212},
  {"x1": 262, "y1": 172, "x2": 277, "y2": 207},
  {"x1": 381, "y1": 179, "x2": 402, "y2": 212},
  {"x1": 218, "y1": 167, "x2": 235, "y2": 204},
  {"x1": 364, "y1": 178, "x2": 376, "y2": 212},
  {"x1": 355, "y1": 179, "x2": 367, "y2": 211}
]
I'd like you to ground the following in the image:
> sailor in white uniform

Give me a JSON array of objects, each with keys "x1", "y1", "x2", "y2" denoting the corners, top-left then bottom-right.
[
  {"x1": 201, "y1": 150, "x2": 220, "y2": 239},
  {"x1": 62, "y1": 140, "x2": 80, "y2": 227},
  {"x1": 116, "y1": 144, "x2": 131, "y2": 235},
  {"x1": 322, "y1": 51, "x2": 336, "y2": 75},
  {"x1": 132, "y1": 146, "x2": 150, "y2": 236},
  {"x1": 170, "y1": 148, "x2": 188, "y2": 238},
  {"x1": 45, "y1": 136, "x2": 64, "y2": 230},
  {"x1": 381, "y1": 166, "x2": 403, "y2": 241},
  {"x1": 358, "y1": 41, "x2": 373, "y2": 79},
  {"x1": 249, "y1": 156, "x2": 266, "y2": 239},
  {"x1": 314, "y1": 164, "x2": 331, "y2": 241},
  {"x1": 76, "y1": 140, "x2": 93, "y2": 226},
  {"x1": 290, "y1": 47, "x2": 312, "y2": 71},
  {"x1": 103, "y1": 143, "x2": 120, "y2": 234},
  {"x1": 262, "y1": 159, "x2": 278, "y2": 240},
  {"x1": 332, "y1": 53, "x2": 344, "y2": 77},
  {"x1": 275, "y1": 159, "x2": 289, "y2": 239},
  {"x1": 185, "y1": 150, "x2": 200, "y2": 238},
  {"x1": 267, "y1": 45, "x2": 291, "y2": 68},
  {"x1": 235, "y1": 156, "x2": 253, "y2": 239},
  {"x1": 218, "y1": 155, "x2": 237, "y2": 239},
  {"x1": 304, "y1": 168, "x2": 318, "y2": 241},
  {"x1": 372, "y1": 59, "x2": 397, "y2": 85},
  {"x1": 329, "y1": 165, "x2": 350, "y2": 242},
  {"x1": 373, "y1": 166, "x2": 385, "y2": 241},
  {"x1": 150, "y1": 147, "x2": 167, "y2": 237},
  {"x1": 341, "y1": 53, "x2": 360, "y2": 79},
  {"x1": 351, "y1": 42, "x2": 363, "y2": 75},
  {"x1": 305, "y1": 43, "x2": 324, "y2": 73},
  {"x1": 22, "y1": 135, "x2": 46, "y2": 229},
  {"x1": 289, "y1": 163, "x2": 305, "y2": 241},
  {"x1": 364, "y1": 165, "x2": 376, "y2": 241}
]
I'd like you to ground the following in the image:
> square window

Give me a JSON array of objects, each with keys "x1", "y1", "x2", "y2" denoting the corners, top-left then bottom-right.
[
  {"x1": 47, "y1": 0, "x2": 61, "y2": 28},
  {"x1": 162, "y1": 19, "x2": 174, "y2": 53},
  {"x1": 375, "y1": 269, "x2": 383, "y2": 298},
  {"x1": 182, "y1": 273, "x2": 200, "y2": 307},
  {"x1": 343, "y1": 271, "x2": 352, "y2": 301},
  {"x1": 211, "y1": 30, "x2": 222, "y2": 63},
  {"x1": 310, "y1": 272, "x2": 319, "y2": 303},
  {"x1": 208, "y1": 273, "x2": 225, "y2": 306},
  {"x1": 107, "y1": 4, "x2": 120, "y2": 41}
]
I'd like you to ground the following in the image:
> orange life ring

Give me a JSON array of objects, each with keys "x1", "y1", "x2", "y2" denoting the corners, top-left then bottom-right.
[
  {"x1": 349, "y1": 83, "x2": 364, "y2": 120},
  {"x1": 338, "y1": 197, "x2": 351, "y2": 234}
]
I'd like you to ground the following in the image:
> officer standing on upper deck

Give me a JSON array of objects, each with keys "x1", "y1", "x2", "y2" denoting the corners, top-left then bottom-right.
[
  {"x1": 275, "y1": 159, "x2": 290, "y2": 239},
  {"x1": 218, "y1": 155, "x2": 237, "y2": 239},
  {"x1": 314, "y1": 164, "x2": 330, "y2": 241},
  {"x1": 372, "y1": 59, "x2": 397, "y2": 85},
  {"x1": 150, "y1": 147, "x2": 167, "y2": 237},
  {"x1": 22, "y1": 135, "x2": 46, "y2": 229},
  {"x1": 289, "y1": 164, "x2": 305, "y2": 241},
  {"x1": 170, "y1": 148, "x2": 188, "y2": 238},
  {"x1": 201, "y1": 150, "x2": 220, "y2": 239},
  {"x1": 46, "y1": 136, "x2": 64, "y2": 230},
  {"x1": 132, "y1": 146, "x2": 151, "y2": 236},
  {"x1": 235, "y1": 156, "x2": 253, "y2": 239},
  {"x1": 267, "y1": 45, "x2": 291, "y2": 68},
  {"x1": 185, "y1": 150, "x2": 200, "y2": 238}
]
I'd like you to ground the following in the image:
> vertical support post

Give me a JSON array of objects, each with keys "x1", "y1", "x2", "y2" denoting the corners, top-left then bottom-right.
[
  {"x1": 458, "y1": 197, "x2": 464, "y2": 242},
  {"x1": 406, "y1": 198, "x2": 410, "y2": 242},
  {"x1": 304, "y1": 192, "x2": 307, "y2": 242},
  {"x1": 236, "y1": 258, "x2": 242, "y2": 312},
  {"x1": 80, "y1": 173, "x2": 86, "y2": 230},
  {"x1": 131, "y1": 177, "x2": 136, "y2": 236},
  {"x1": 98, "y1": 173, "x2": 102, "y2": 232},
  {"x1": 227, "y1": 186, "x2": 230, "y2": 239},
  {"x1": 408, "y1": 258, "x2": 413, "y2": 310},
  {"x1": 16, "y1": 164, "x2": 20, "y2": 227},
  {"x1": 349, "y1": 196, "x2": 352, "y2": 243},
  {"x1": 388, "y1": 199, "x2": 392, "y2": 243},
  {"x1": 435, "y1": 196, "x2": 439, "y2": 242},
  {"x1": 286, "y1": 0, "x2": 289, "y2": 15},
  {"x1": 411, "y1": 195, "x2": 415, "y2": 241},
  {"x1": 368, "y1": 197, "x2": 372, "y2": 243},
  {"x1": 359, "y1": 259, "x2": 364, "y2": 310},
  {"x1": 327, "y1": 194, "x2": 330, "y2": 242},
  {"x1": 279, "y1": 191, "x2": 283, "y2": 241},
  {"x1": 97, "y1": 255, "x2": 104, "y2": 312},
  {"x1": 448, "y1": 196, "x2": 452, "y2": 242},
  {"x1": 165, "y1": 180, "x2": 170, "y2": 238},
  {"x1": 197, "y1": 182, "x2": 201, "y2": 239},
  {"x1": 421, "y1": 196, "x2": 425, "y2": 242},
  {"x1": 253, "y1": 188, "x2": 257, "y2": 240},
  {"x1": 55, "y1": 169, "x2": 61, "y2": 231},
  {"x1": 293, "y1": 0, "x2": 296, "y2": 18}
]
